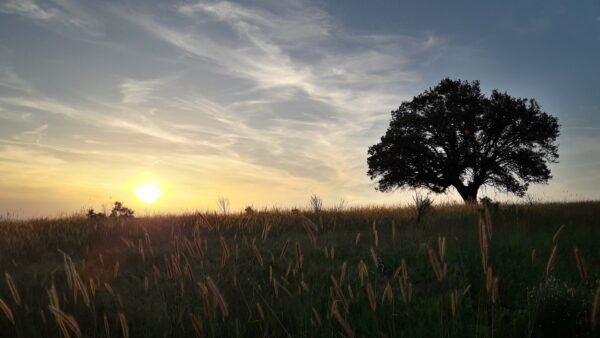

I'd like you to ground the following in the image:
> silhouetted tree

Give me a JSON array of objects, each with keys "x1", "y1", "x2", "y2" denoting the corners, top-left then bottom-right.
[{"x1": 367, "y1": 78, "x2": 560, "y2": 203}]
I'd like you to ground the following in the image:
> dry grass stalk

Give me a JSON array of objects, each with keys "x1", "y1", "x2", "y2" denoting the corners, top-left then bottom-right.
[
  {"x1": 485, "y1": 267, "x2": 493, "y2": 293},
  {"x1": 197, "y1": 282, "x2": 209, "y2": 301},
  {"x1": 339, "y1": 261, "x2": 348, "y2": 286},
  {"x1": 48, "y1": 284, "x2": 60, "y2": 308},
  {"x1": 104, "y1": 283, "x2": 114, "y2": 297},
  {"x1": 118, "y1": 312, "x2": 129, "y2": 338},
  {"x1": 261, "y1": 222, "x2": 272, "y2": 241},
  {"x1": 275, "y1": 279, "x2": 292, "y2": 297},
  {"x1": 113, "y1": 260, "x2": 120, "y2": 279},
  {"x1": 255, "y1": 302, "x2": 265, "y2": 321},
  {"x1": 381, "y1": 282, "x2": 393, "y2": 304},
  {"x1": 355, "y1": 232, "x2": 361, "y2": 246},
  {"x1": 48, "y1": 305, "x2": 81, "y2": 338},
  {"x1": 531, "y1": 249, "x2": 536, "y2": 264},
  {"x1": 491, "y1": 277, "x2": 499, "y2": 304},
  {"x1": 0, "y1": 298, "x2": 15, "y2": 325},
  {"x1": 59, "y1": 251, "x2": 73, "y2": 289},
  {"x1": 4, "y1": 272, "x2": 21, "y2": 306},
  {"x1": 301, "y1": 217, "x2": 318, "y2": 246},
  {"x1": 479, "y1": 207, "x2": 493, "y2": 239},
  {"x1": 398, "y1": 262, "x2": 412, "y2": 304},
  {"x1": 373, "y1": 230, "x2": 379, "y2": 247},
  {"x1": 220, "y1": 236, "x2": 230, "y2": 267},
  {"x1": 546, "y1": 244, "x2": 558, "y2": 275},
  {"x1": 252, "y1": 244, "x2": 264, "y2": 268},
  {"x1": 427, "y1": 247, "x2": 445, "y2": 281},
  {"x1": 450, "y1": 289, "x2": 460, "y2": 317},
  {"x1": 358, "y1": 260, "x2": 368, "y2": 286},
  {"x1": 393, "y1": 259, "x2": 409, "y2": 282},
  {"x1": 370, "y1": 247, "x2": 380, "y2": 269},
  {"x1": 295, "y1": 242, "x2": 303, "y2": 270},
  {"x1": 399, "y1": 279, "x2": 413, "y2": 304},
  {"x1": 371, "y1": 221, "x2": 379, "y2": 247},
  {"x1": 331, "y1": 284, "x2": 349, "y2": 315},
  {"x1": 300, "y1": 280, "x2": 310, "y2": 293},
  {"x1": 479, "y1": 220, "x2": 488, "y2": 271},
  {"x1": 103, "y1": 313, "x2": 110, "y2": 338},
  {"x1": 462, "y1": 284, "x2": 471, "y2": 297},
  {"x1": 365, "y1": 283, "x2": 377, "y2": 311},
  {"x1": 552, "y1": 224, "x2": 565, "y2": 244},
  {"x1": 391, "y1": 220, "x2": 396, "y2": 242},
  {"x1": 206, "y1": 277, "x2": 229, "y2": 318},
  {"x1": 331, "y1": 301, "x2": 354, "y2": 338},
  {"x1": 189, "y1": 313, "x2": 204, "y2": 338},
  {"x1": 330, "y1": 275, "x2": 339, "y2": 288},
  {"x1": 311, "y1": 307, "x2": 322, "y2": 326},
  {"x1": 592, "y1": 286, "x2": 600, "y2": 331},
  {"x1": 144, "y1": 276, "x2": 149, "y2": 293},
  {"x1": 438, "y1": 234, "x2": 446, "y2": 262},
  {"x1": 89, "y1": 278, "x2": 96, "y2": 299},
  {"x1": 573, "y1": 246, "x2": 588, "y2": 280},
  {"x1": 279, "y1": 240, "x2": 290, "y2": 259},
  {"x1": 52, "y1": 310, "x2": 71, "y2": 338}
]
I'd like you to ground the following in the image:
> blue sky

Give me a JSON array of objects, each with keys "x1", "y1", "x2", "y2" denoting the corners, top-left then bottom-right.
[{"x1": 0, "y1": 0, "x2": 599, "y2": 216}]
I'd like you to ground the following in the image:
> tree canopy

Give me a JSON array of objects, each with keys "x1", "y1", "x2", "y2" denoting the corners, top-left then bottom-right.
[{"x1": 367, "y1": 78, "x2": 560, "y2": 203}]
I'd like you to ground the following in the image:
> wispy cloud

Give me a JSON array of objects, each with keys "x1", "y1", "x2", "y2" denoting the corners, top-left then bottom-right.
[
  {"x1": 13, "y1": 124, "x2": 48, "y2": 144},
  {"x1": 119, "y1": 0, "x2": 442, "y2": 187},
  {"x1": 129, "y1": 1, "x2": 430, "y2": 115},
  {"x1": 0, "y1": 0, "x2": 55, "y2": 20},
  {"x1": 119, "y1": 78, "x2": 169, "y2": 104},
  {"x1": 1, "y1": 0, "x2": 101, "y2": 35},
  {"x1": 0, "y1": 67, "x2": 33, "y2": 94}
]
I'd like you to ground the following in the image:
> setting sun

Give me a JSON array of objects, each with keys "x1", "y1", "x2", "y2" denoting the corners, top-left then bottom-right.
[{"x1": 134, "y1": 183, "x2": 162, "y2": 203}]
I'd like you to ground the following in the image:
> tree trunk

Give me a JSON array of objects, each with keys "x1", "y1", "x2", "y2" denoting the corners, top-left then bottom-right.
[{"x1": 455, "y1": 184, "x2": 479, "y2": 204}]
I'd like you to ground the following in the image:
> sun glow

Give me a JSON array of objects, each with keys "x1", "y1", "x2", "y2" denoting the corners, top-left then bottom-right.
[{"x1": 134, "y1": 183, "x2": 162, "y2": 203}]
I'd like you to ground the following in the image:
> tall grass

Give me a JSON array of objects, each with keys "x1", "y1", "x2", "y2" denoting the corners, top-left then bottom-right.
[{"x1": 0, "y1": 202, "x2": 599, "y2": 337}]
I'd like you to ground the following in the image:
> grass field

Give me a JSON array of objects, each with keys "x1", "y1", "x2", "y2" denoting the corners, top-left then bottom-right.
[{"x1": 0, "y1": 202, "x2": 599, "y2": 337}]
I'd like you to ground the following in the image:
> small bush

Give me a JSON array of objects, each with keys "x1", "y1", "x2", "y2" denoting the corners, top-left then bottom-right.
[
  {"x1": 110, "y1": 201, "x2": 134, "y2": 218},
  {"x1": 309, "y1": 194, "x2": 323, "y2": 214},
  {"x1": 413, "y1": 191, "x2": 433, "y2": 223}
]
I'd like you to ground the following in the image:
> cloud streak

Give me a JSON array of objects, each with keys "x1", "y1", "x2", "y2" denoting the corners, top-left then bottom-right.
[{"x1": 1, "y1": 0, "x2": 101, "y2": 35}]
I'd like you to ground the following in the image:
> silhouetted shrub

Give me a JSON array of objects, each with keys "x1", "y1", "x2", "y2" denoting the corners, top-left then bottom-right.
[
  {"x1": 217, "y1": 197, "x2": 230, "y2": 215},
  {"x1": 110, "y1": 201, "x2": 134, "y2": 218},
  {"x1": 86, "y1": 209, "x2": 106, "y2": 219},
  {"x1": 310, "y1": 194, "x2": 323, "y2": 214},
  {"x1": 480, "y1": 196, "x2": 500, "y2": 210},
  {"x1": 413, "y1": 192, "x2": 433, "y2": 224}
]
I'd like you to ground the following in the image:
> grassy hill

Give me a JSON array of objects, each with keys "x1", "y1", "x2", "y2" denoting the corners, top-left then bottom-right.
[{"x1": 1, "y1": 202, "x2": 599, "y2": 337}]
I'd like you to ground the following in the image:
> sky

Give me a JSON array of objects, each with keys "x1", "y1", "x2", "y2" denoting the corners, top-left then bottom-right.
[{"x1": 0, "y1": 0, "x2": 599, "y2": 217}]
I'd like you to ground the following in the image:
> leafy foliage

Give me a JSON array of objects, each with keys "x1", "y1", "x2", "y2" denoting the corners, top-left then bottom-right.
[{"x1": 368, "y1": 78, "x2": 560, "y2": 202}]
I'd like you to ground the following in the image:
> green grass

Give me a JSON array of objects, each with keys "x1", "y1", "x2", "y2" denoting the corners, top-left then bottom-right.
[{"x1": 0, "y1": 202, "x2": 599, "y2": 337}]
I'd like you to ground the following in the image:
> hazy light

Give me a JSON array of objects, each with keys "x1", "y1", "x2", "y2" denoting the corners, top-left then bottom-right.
[{"x1": 134, "y1": 183, "x2": 162, "y2": 203}]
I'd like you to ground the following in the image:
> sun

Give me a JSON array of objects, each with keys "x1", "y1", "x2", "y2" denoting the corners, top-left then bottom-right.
[{"x1": 134, "y1": 183, "x2": 162, "y2": 203}]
